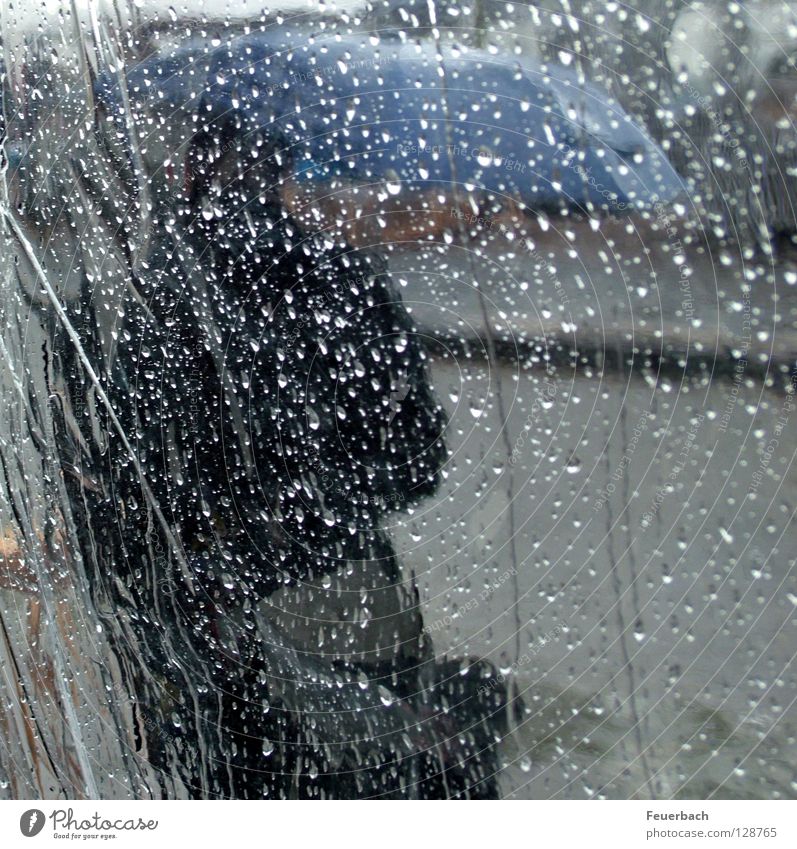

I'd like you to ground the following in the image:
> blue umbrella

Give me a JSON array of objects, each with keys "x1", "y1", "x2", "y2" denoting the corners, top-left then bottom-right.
[{"x1": 102, "y1": 27, "x2": 684, "y2": 214}]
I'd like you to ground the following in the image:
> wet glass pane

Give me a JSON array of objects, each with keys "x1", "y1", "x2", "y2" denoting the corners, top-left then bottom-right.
[{"x1": 0, "y1": 0, "x2": 794, "y2": 801}]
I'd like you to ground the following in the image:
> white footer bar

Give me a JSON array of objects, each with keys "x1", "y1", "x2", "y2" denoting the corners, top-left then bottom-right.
[{"x1": 2, "y1": 800, "x2": 795, "y2": 848}]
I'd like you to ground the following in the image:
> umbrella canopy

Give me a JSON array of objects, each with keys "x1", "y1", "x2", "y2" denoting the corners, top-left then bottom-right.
[{"x1": 99, "y1": 27, "x2": 684, "y2": 216}]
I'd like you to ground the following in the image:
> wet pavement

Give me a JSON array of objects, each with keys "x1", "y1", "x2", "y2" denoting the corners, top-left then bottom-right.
[{"x1": 384, "y1": 228, "x2": 797, "y2": 797}]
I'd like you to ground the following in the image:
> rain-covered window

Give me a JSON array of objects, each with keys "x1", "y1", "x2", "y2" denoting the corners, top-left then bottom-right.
[{"x1": 0, "y1": 0, "x2": 794, "y2": 804}]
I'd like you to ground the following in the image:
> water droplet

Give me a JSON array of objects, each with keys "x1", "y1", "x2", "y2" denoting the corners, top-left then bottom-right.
[
  {"x1": 476, "y1": 146, "x2": 494, "y2": 167},
  {"x1": 306, "y1": 407, "x2": 320, "y2": 430},
  {"x1": 385, "y1": 169, "x2": 402, "y2": 195}
]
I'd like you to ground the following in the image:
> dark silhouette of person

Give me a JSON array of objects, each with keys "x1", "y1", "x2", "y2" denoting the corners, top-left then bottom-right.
[{"x1": 46, "y1": 93, "x2": 505, "y2": 797}]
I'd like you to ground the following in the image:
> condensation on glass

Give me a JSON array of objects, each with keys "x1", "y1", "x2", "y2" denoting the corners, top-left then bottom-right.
[{"x1": 0, "y1": 0, "x2": 794, "y2": 800}]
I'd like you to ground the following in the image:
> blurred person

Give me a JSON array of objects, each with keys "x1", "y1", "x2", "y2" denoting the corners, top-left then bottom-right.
[{"x1": 2, "y1": 2, "x2": 505, "y2": 798}]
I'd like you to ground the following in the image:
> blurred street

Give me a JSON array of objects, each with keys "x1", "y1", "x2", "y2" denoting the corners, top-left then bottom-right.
[{"x1": 386, "y1": 235, "x2": 797, "y2": 798}]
